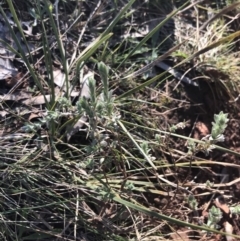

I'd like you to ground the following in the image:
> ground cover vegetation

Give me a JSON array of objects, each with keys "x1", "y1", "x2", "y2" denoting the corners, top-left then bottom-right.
[{"x1": 0, "y1": 0, "x2": 240, "y2": 240}]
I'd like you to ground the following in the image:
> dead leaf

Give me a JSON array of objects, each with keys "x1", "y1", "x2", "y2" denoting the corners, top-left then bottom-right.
[
  {"x1": 22, "y1": 95, "x2": 52, "y2": 105},
  {"x1": 53, "y1": 69, "x2": 66, "y2": 89},
  {"x1": 5, "y1": 72, "x2": 24, "y2": 87},
  {"x1": 28, "y1": 112, "x2": 42, "y2": 121},
  {"x1": 202, "y1": 209, "x2": 208, "y2": 218},
  {"x1": 53, "y1": 69, "x2": 79, "y2": 97},
  {"x1": 169, "y1": 229, "x2": 191, "y2": 241},
  {"x1": 194, "y1": 121, "x2": 210, "y2": 139},
  {"x1": 214, "y1": 196, "x2": 230, "y2": 214},
  {"x1": 80, "y1": 71, "x2": 94, "y2": 99}
]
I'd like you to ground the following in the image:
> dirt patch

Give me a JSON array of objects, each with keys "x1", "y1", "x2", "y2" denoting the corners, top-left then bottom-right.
[{"x1": 143, "y1": 67, "x2": 240, "y2": 239}]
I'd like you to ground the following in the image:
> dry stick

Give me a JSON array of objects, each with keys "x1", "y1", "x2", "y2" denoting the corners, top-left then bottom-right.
[
  {"x1": 177, "y1": 0, "x2": 205, "y2": 15},
  {"x1": 74, "y1": 190, "x2": 79, "y2": 241},
  {"x1": 185, "y1": 177, "x2": 240, "y2": 189},
  {"x1": 157, "y1": 175, "x2": 193, "y2": 195}
]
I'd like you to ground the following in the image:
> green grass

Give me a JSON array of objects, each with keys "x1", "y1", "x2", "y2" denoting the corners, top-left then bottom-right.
[{"x1": 0, "y1": 0, "x2": 240, "y2": 240}]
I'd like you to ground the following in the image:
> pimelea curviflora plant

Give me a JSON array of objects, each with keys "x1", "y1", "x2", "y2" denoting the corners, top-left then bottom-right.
[
  {"x1": 209, "y1": 111, "x2": 229, "y2": 143},
  {"x1": 206, "y1": 206, "x2": 223, "y2": 230},
  {"x1": 188, "y1": 111, "x2": 229, "y2": 155}
]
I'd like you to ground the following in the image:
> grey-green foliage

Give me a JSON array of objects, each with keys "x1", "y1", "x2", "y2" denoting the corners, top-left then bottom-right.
[
  {"x1": 140, "y1": 141, "x2": 150, "y2": 155},
  {"x1": 25, "y1": 62, "x2": 116, "y2": 138},
  {"x1": 23, "y1": 110, "x2": 60, "y2": 133},
  {"x1": 207, "y1": 206, "x2": 222, "y2": 229},
  {"x1": 57, "y1": 97, "x2": 72, "y2": 110},
  {"x1": 98, "y1": 61, "x2": 109, "y2": 100},
  {"x1": 186, "y1": 195, "x2": 198, "y2": 211},
  {"x1": 77, "y1": 62, "x2": 115, "y2": 118},
  {"x1": 187, "y1": 140, "x2": 196, "y2": 155},
  {"x1": 77, "y1": 76, "x2": 99, "y2": 120},
  {"x1": 140, "y1": 141, "x2": 156, "y2": 161},
  {"x1": 76, "y1": 62, "x2": 116, "y2": 142},
  {"x1": 22, "y1": 122, "x2": 42, "y2": 133},
  {"x1": 205, "y1": 180, "x2": 214, "y2": 188},
  {"x1": 169, "y1": 121, "x2": 187, "y2": 132},
  {"x1": 125, "y1": 182, "x2": 135, "y2": 191},
  {"x1": 187, "y1": 111, "x2": 229, "y2": 156},
  {"x1": 98, "y1": 61, "x2": 114, "y2": 116},
  {"x1": 211, "y1": 111, "x2": 229, "y2": 141},
  {"x1": 88, "y1": 77, "x2": 97, "y2": 104},
  {"x1": 230, "y1": 205, "x2": 240, "y2": 215}
]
